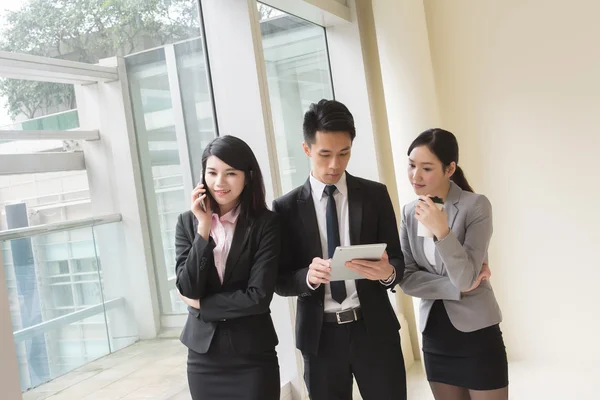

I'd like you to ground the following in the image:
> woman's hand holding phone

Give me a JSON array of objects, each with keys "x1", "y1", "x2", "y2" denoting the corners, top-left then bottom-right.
[{"x1": 191, "y1": 183, "x2": 211, "y2": 240}]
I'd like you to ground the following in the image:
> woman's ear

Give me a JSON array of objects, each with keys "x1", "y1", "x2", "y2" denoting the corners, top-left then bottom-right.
[{"x1": 446, "y1": 162, "x2": 456, "y2": 178}]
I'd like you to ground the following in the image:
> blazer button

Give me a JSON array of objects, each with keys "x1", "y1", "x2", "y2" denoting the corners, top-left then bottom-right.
[{"x1": 200, "y1": 258, "x2": 207, "y2": 270}]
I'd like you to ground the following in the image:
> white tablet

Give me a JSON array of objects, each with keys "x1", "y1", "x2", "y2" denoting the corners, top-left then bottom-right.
[{"x1": 329, "y1": 243, "x2": 387, "y2": 281}]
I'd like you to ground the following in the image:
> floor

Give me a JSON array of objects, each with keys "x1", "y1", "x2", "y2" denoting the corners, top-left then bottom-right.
[
  {"x1": 22, "y1": 338, "x2": 594, "y2": 399},
  {"x1": 22, "y1": 339, "x2": 190, "y2": 400}
]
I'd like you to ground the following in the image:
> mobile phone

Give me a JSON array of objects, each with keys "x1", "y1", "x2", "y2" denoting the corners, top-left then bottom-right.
[
  {"x1": 197, "y1": 181, "x2": 207, "y2": 213},
  {"x1": 419, "y1": 196, "x2": 444, "y2": 204},
  {"x1": 200, "y1": 176, "x2": 216, "y2": 213}
]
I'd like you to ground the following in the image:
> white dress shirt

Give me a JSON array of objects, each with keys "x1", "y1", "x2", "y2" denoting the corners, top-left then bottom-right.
[
  {"x1": 307, "y1": 172, "x2": 360, "y2": 312},
  {"x1": 423, "y1": 237, "x2": 437, "y2": 267}
]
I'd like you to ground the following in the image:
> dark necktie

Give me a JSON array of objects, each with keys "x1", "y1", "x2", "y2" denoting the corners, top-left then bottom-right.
[{"x1": 324, "y1": 185, "x2": 346, "y2": 304}]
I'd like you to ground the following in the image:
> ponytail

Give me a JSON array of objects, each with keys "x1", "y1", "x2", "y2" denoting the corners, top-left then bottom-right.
[{"x1": 451, "y1": 165, "x2": 474, "y2": 193}]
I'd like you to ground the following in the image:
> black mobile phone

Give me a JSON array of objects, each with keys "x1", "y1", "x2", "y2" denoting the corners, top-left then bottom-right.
[
  {"x1": 200, "y1": 176, "x2": 216, "y2": 213},
  {"x1": 419, "y1": 196, "x2": 444, "y2": 204}
]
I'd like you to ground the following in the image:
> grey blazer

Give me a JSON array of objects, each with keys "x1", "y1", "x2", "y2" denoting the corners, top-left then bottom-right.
[{"x1": 400, "y1": 181, "x2": 502, "y2": 332}]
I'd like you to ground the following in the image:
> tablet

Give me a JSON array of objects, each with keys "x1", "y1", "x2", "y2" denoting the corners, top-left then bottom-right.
[{"x1": 329, "y1": 243, "x2": 387, "y2": 281}]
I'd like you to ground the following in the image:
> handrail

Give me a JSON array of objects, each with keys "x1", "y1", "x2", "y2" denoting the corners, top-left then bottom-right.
[
  {"x1": 0, "y1": 214, "x2": 122, "y2": 241},
  {"x1": 13, "y1": 297, "x2": 126, "y2": 342}
]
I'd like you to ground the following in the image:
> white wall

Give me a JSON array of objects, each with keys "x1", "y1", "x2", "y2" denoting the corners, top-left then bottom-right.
[{"x1": 424, "y1": 0, "x2": 600, "y2": 363}]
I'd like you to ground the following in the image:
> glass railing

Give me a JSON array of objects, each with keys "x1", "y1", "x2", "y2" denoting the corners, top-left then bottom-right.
[
  {"x1": 0, "y1": 214, "x2": 138, "y2": 392},
  {"x1": 0, "y1": 109, "x2": 79, "y2": 132}
]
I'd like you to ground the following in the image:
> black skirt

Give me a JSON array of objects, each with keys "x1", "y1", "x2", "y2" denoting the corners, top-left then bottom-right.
[
  {"x1": 422, "y1": 300, "x2": 508, "y2": 390},
  {"x1": 187, "y1": 327, "x2": 280, "y2": 400}
]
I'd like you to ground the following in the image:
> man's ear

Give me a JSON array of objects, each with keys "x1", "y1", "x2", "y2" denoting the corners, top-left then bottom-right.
[{"x1": 302, "y1": 141, "x2": 311, "y2": 157}]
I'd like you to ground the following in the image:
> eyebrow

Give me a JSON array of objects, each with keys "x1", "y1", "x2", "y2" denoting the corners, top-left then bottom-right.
[
  {"x1": 207, "y1": 167, "x2": 236, "y2": 171},
  {"x1": 318, "y1": 147, "x2": 351, "y2": 153},
  {"x1": 408, "y1": 159, "x2": 434, "y2": 165}
]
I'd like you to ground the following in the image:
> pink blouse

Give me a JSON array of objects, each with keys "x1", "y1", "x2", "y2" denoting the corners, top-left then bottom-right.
[{"x1": 209, "y1": 206, "x2": 240, "y2": 283}]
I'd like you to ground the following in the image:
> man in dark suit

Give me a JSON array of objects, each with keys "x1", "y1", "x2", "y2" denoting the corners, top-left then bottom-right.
[{"x1": 273, "y1": 99, "x2": 407, "y2": 400}]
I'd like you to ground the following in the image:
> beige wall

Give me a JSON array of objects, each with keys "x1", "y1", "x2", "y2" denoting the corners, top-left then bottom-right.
[
  {"x1": 371, "y1": 0, "x2": 441, "y2": 210},
  {"x1": 367, "y1": 0, "x2": 442, "y2": 363},
  {"x1": 424, "y1": 0, "x2": 600, "y2": 362}
]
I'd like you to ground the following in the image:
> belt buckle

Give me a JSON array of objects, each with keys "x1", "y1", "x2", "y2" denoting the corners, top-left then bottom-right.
[{"x1": 336, "y1": 308, "x2": 357, "y2": 325}]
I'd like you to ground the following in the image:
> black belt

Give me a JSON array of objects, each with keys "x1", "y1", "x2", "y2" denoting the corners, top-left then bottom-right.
[{"x1": 323, "y1": 307, "x2": 363, "y2": 325}]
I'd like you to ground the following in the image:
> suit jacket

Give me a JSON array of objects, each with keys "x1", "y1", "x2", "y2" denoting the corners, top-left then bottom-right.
[
  {"x1": 273, "y1": 173, "x2": 405, "y2": 355},
  {"x1": 400, "y1": 181, "x2": 502, "y2": 332},
  {"x1": 175, "y1": 209, "x2": 280, "y2": 354}
]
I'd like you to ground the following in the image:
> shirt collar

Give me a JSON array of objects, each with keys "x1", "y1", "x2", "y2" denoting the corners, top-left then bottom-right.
[
  {"x1": 309, "y1": 171, "x2": 348, "y2": 198},
  {"x1": 213, "y1": 204, "x2": 241, "y2": 224}
]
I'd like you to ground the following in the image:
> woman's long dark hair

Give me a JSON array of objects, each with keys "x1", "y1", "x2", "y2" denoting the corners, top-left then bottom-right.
[
  {"x1": 408, "y1": 128, "x2": 474, "y2": 192},
  {"x1": 201, "y1": 135, "x2": 267, "y2": 219}
]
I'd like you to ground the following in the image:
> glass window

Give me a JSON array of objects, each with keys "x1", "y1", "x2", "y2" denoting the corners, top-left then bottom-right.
[
  {"x1": 175, "y1": 38, "x2": 219, "y2": 182},
  {"x1": 257, "y1": 3, "x2": 334, "y2": 193},
  {"x1": 0, "y1": 0, "x2": 205, "y2": 234},
  {"x1": 126, "y1": 25, "x2": 217, "y2": 314}
]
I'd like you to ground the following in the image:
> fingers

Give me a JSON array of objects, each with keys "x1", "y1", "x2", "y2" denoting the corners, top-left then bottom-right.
[
  {"x1": 415, "y1": 202, "x2": 429, "y2": 216},
  {"x1": 418, "y1": 195, "x2": 435, "y2": 208},
  {"x1": 191, "y1": 184, "x2": 206, "y2": 199},
  {"x1": 311, "y1": 257, "x2": 331, "y2": 269},
  {"x1": 347, "y1": 259, "x2": 375, "y2": 268},
  {"x1": 194, "y1": 194, "x2": 207, "y2": 208},
  {"x1": 417, "y1": 196, "x2": 444, "y2": 213},
  {"x1": 346, "y1": 262, "x2": 378, "y2": 280},
  {"x1": 309, "y1": 258, "x2": 331, "y2": 284},
  {"x1": 309, "y1": 270, "x2": 331, "y2": 285}
]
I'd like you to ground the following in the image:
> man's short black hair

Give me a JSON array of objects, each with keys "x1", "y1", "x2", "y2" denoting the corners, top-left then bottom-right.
[{"x1": 303, "y1": 99, "x2": 356, "y2": 145}]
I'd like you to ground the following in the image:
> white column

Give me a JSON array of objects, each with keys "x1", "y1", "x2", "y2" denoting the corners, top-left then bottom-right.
[
  {"x1": 326, "y1": 5, "x2": 381, "y2": 182},
  {"x1": 201, "y1": 0, "x2": 282, "y2": 203},
  {"x1": 201, "y1": 1, "x2": 301, "y2": 397},
  {"x1": 77, "y1": 56, "x2": 162, "y2": 340},
  {"x1": 371, "y1": 0, "x2": 441, "y2": 203},
  {"x1": 0, "y1": 246, "x2": 23, "y2": 399},
  {"x1": 369, "y1": 0, "x2": 442, "y2": 363}
]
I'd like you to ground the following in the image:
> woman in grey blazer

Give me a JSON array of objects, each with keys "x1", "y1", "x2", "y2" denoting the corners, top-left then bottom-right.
[{"x1": 400, "y1": 129, "x2": 508, "y2": 400}]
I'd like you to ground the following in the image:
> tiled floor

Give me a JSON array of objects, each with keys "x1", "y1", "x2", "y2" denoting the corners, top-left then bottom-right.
[
  {"x1": 21, "y1": 338, "x2": 431, "y2": 400},
  {"x1": 22, "y1": 338, "x2": 595, "y2": 399},
  {"x1": 23, "y1": 339, "x2": 190, "y2": 400}
]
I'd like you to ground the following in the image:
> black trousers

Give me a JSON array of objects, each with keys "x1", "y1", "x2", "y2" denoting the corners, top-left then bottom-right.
[
  {"x1": 187, "y1": 327, "x2": 280, "y2": 400},
  {"x1": 303, "y1": 319, "x2": 407, "y2": 400}
]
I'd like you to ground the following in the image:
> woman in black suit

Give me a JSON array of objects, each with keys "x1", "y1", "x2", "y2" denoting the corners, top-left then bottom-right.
[{"x1": 175, "y1": 135, "x2": 281, "y2": 400}]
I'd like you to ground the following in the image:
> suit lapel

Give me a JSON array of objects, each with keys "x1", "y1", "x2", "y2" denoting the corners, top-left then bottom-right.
[
  {"x1": 222, "y1": 215, "x2": 251, "y2": 284},
  {"x1": 298, "y1": 178, "x2": 323, "y2": 258},
  {"x1": 298, "y1": 178, "x2": 325, "y2": 300},
  {"x1": 346, "y1": 173, "x2": 363, "y2": 246},
  {"x1": 445, "y1": 181, "x2": 462, "y2": 230},
  {"x1": 435, "y1": 182, "x2": 462, "y2": 272}
]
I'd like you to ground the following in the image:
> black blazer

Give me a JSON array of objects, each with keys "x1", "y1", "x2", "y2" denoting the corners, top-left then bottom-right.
[
  {"x1": 175, "y1": 209, "x2": 280, "y2": 354},
  {"x1": 273, "y1": 173, "x2": 405, "y2": 355}
]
